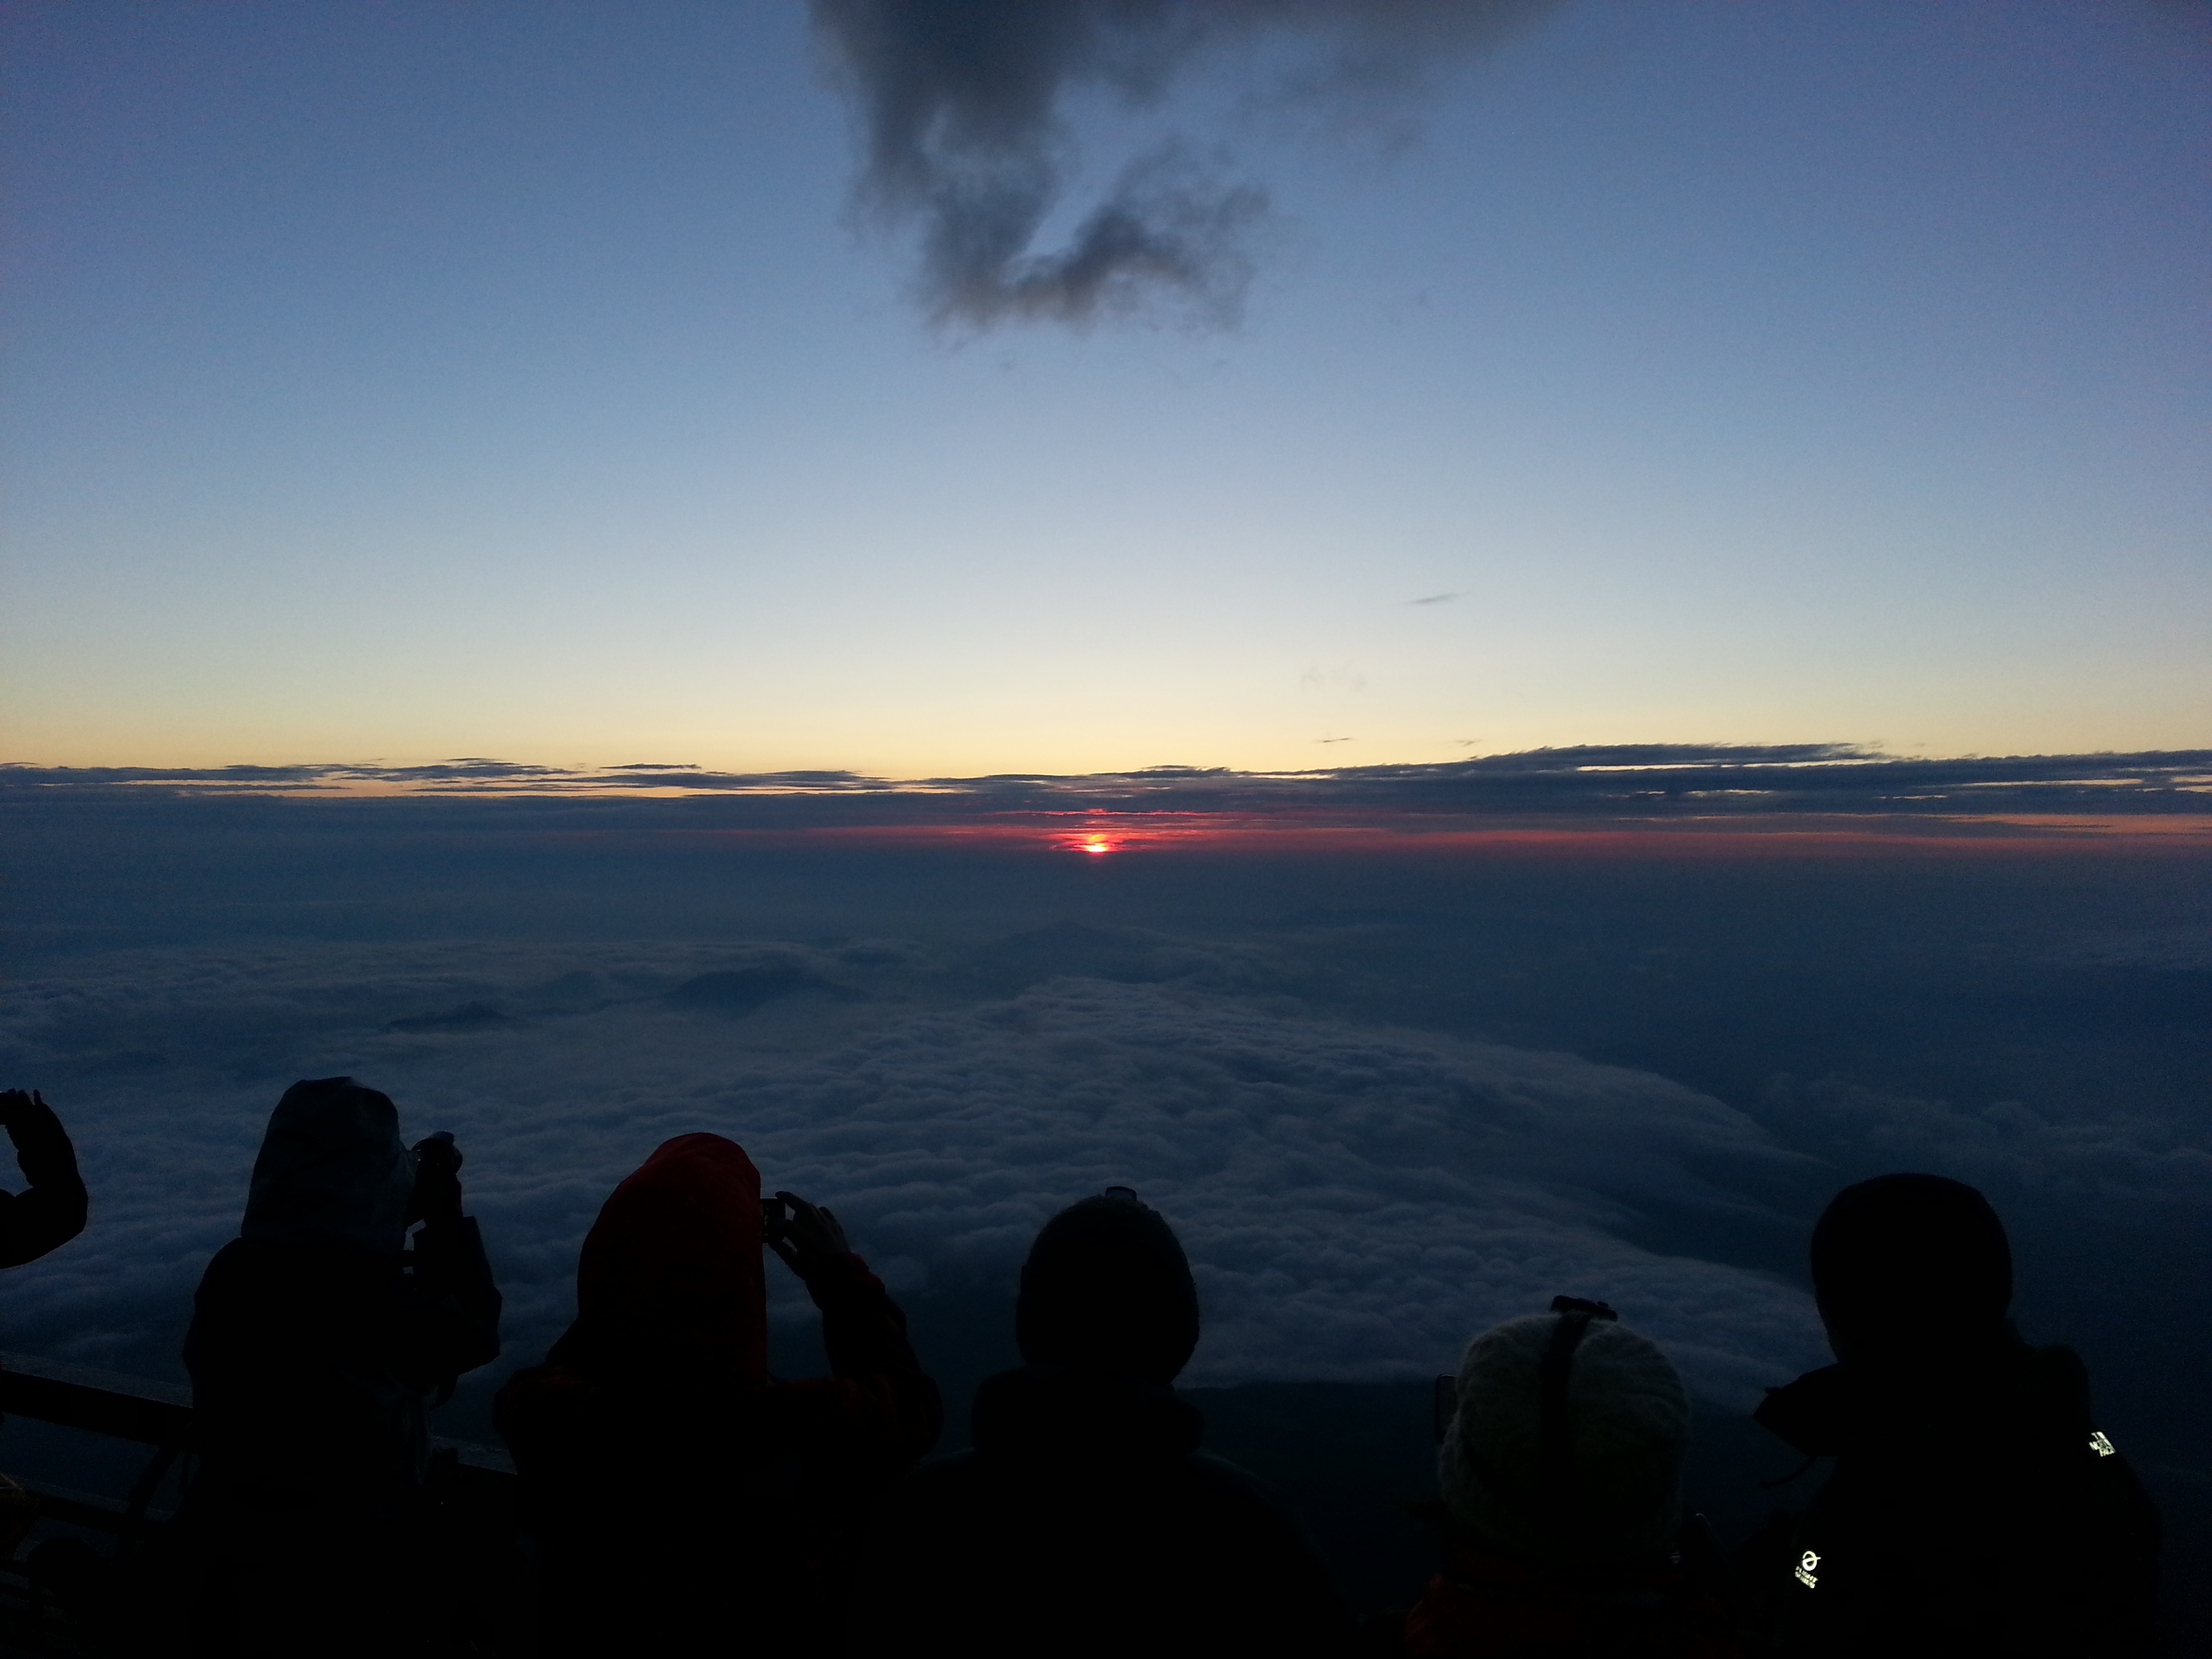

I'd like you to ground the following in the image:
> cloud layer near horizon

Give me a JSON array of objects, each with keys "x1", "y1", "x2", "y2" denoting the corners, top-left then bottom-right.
[{"x1": 6, "y1": 743, "x2": 2208, "y2": 827}]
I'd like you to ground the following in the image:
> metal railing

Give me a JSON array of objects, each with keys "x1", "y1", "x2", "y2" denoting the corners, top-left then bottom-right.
[{"x1": 0, "y1": 1355, "x2": 518, "y2": 1656}]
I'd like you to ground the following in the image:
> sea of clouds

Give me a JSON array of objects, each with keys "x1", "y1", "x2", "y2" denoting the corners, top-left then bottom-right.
[
  {"x1": 0, "y1": 934, "x2": 1852, "y2": 1410},
  {"x1": 3, "y1": 924, "x2": 2207, "y2": 1436}
]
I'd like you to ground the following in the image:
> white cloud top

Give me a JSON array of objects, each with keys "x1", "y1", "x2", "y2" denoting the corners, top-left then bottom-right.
[{"x1": 1, "y1": 938, "x2": 1841, "y2": 1408}]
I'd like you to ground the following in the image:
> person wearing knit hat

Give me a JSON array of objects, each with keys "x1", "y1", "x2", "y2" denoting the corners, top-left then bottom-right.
[
  {"x1": 1406, "y1": 1297, "x2": 1744, "y2": 1658},
  {"x1": 1754, "y1": 1174, "x2": 2161, "y2": 1658},
  {"x1": 858, "y1": 1186, "x2": 1351, "y2": 1658}
]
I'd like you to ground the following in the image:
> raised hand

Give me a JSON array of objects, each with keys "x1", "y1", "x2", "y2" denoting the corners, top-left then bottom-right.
[
  {"x1": 407, "y1": 1132, "x2": 465, "y2": 1228},
  {"x1": 766, "y1": 1190, "x2": 851, "y2": 1276},
  {"x1": 0, "y1": 1091, "x2": 44, "y2": 1131}
]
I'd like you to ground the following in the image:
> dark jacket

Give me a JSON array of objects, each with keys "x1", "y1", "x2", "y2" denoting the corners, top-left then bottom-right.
[
  {"x1": 185, "y1": 1217, "x2": 501, "y2": 1514},
  {"x1": 1755, "y1": 1337, "x2": 2161, "y2": 1657},
  {"x1": 859, "y1": 1363, "x2": 1354, "y2": 1658},
  {"x1": 0, "y1": 1093, "x2": 87, "y2": 1270},
  {"x1": 493, "y1": 1134, "x2": 939, "y2": 1656},
  {"x1": 184, "y1": 1080, "x2": 500, "y2": 1519},
  {"x1": 1404, "y1": 1532, "x2": 1744, "y2": 1658},
  {"x1": 175, "y1": 1079, "x2": 501, "y2": 1658}
]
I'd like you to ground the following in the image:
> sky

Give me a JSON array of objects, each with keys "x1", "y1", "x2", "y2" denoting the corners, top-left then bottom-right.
[{"x1": 4, "y1": 0, "x2": 2207, "y2": 775}]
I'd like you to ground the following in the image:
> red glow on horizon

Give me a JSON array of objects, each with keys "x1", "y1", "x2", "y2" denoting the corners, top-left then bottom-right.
[{"x1": 602, "y1": 809, "x2": 2211, "y2": 859}]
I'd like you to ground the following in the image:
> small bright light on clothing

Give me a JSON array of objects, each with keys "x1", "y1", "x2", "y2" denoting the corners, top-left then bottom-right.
[{"x1": 2090, "y1": 1431, "x2": 2117, "y2": 1458}]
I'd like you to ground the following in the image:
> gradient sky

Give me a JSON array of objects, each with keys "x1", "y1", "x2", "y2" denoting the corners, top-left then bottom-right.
[{"x1": 5, "y1": 1, "x2": 2207, "y2": 777}]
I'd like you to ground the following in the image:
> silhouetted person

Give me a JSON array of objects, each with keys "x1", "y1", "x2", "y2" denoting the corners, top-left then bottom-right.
[
  {"x1": 493, "y1": 1132, "x2": 940, "y2": 1656},
  {"x1": 178, "y1": 1076, "x2": 500, "y2": 1657},
  {"x1": 0, "y1": 1090, "x2": 87, "y2": 1271},
  {"x1": 1754, "y1": 1174, "x2": 2160, "y2": 1656},
  {"x1": 1406, "y1": 1297, "x2": 1742, "y2": 1658},
  {"x1": 858, "y1": 1187, "x2": 1352, "y2": 1658}
]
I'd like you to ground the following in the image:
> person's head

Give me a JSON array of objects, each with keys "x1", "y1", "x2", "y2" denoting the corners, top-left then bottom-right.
[
  {"x1": 1439, "y1": 1300, "x2": 1691, "y2": 1565},
  {"x1": 1811, "y1": 1173, "x2": 2011, "y2": 1363},
  {"x1": 568, "y1": 1133, "x2": 768, "y2": 1389},
  {"x1": 1015, "y1": 1187, "x2": 1200, "y2": 1386},
  {"x1": 241, "y1": 1077, "x2": 415, "y2": 1256}
]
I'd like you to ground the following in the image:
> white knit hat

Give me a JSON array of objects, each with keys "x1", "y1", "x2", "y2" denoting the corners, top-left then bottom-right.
[{"x1": 1438, "y1": 1308, "x2": 1692, "y2": 1565}]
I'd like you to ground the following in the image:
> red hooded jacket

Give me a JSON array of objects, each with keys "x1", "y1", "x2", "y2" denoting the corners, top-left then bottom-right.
[{"x1": 494, "y1": 1134, "x2": 939, "y2": 1654}]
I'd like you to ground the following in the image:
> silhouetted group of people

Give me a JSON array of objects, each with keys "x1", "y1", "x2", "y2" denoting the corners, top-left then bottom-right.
[{"x1": 0, "y1": 1078, "x2": 2168, "y2": 1655}]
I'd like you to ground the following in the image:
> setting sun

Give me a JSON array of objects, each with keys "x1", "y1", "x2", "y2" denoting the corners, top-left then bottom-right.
[{"x1": 1082, "y1": 837, "x2": 1113, "y2": 855}]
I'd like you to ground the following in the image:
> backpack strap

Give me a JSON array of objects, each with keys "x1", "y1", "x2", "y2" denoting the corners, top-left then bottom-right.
[{"x1": 1539, "y1": 1295, "x2": 1618, "y2": 1492}]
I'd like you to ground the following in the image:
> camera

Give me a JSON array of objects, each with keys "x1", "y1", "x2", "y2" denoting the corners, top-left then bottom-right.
[{"x1": 412, "y1": 1130, "x2": 462, "y2": 1177}]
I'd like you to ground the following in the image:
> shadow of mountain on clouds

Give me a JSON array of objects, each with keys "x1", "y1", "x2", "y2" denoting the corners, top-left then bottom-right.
[
  {"x1": 380, "y1": 958, "x2": 869, "y2": 1034},
  {"x1": 661, "y1": 962, "x2": 866, "y2": 1017}
]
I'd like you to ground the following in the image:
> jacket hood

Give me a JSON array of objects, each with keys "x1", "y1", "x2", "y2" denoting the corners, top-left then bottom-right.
[
  {"x1": 551, "y1": 1132, "x2": 768, "y2": 1390},
  {"x1": 1811, "y1": 1173, "x2": 2012, "y2": 1361},
  {"x1": 971, "y1": 1364, "x2": 1204, "y2": 1465},
  {"x1": 241, "y1": 1077, "x2": 415, "y2": 1257},
  {"x1": 1015, "y1": 1189, "x2": 1200, "y2": 1386}
]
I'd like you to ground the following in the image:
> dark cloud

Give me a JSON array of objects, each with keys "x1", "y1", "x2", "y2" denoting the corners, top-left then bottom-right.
[{"x1": 808, "y1": 0, "x2": 1555, "y2": 327}]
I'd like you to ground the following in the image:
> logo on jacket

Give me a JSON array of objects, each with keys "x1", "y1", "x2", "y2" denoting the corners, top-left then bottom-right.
[
  {"x1": 2089, "y1": 1431, "x2": 2116, "y2": 1458},
  {"x1": 1795, "y1": 1551, "x2": 1820, "y2": 1589}
]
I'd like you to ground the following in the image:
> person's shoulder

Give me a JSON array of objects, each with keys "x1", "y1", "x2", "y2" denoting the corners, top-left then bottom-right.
[
  {"x1": 867, "y1": 1449, "x2": 992, "y2": 1538},
  {"x1": 907, "y1": 1447, "x2": 981, "y2": 1480},
  {"x1": 1179, "y1": 1450, "x2": 1310, "y2": 1527},
  {"x1": 1754, "y1": 1363, "x2": 1851, "y2": 1456},
  {"x1": 194, "y1": 1235, "x2": 316, "y2": 1295},
  {"x1": 882, "y1": 1448, "x2": 981, "y2": 1498},
  {"x1": 207, "y1": 1234, "x2": 390, "y2": 1276},
  {"x1": 494, "y1": 1363, "x2": 615, "y2": 1452},
  {"x1": 2018, "y1": 1342, "x2": 2092, "y2": 1407},
  {"x1": 1185, "y1": 1448, "x2": 1276, "y2": 1490}
]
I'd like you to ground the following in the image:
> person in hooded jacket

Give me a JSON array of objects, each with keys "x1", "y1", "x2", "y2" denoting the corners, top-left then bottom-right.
[
  {"x1": 493, "y1": 1132, "x2": 940, "y2": 1656},
  {"x1": 1405, "y1": 1296, "x2": 1743, "y2": 1659},
  {"x1": 0, "y1": 1090, "x2": 88, "y2": 1273},
  {"x1": 857, "y1": 1186, "x2": 1353, "y2": 1659},
  {"x1": 1753, "y1": 1173, "x2": 2160, "y2": 1657},
  {"x1": 0, "y1": 1088, "x2": 89, "y2": 1441},
  {"x1": 178, "y1": 1076, "x2": 501, "y2": 1656}
]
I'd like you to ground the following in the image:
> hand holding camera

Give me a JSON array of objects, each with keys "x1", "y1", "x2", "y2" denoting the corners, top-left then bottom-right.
[
  {"x1": 763, "y1": 1189, "x2": 850, "y2": 1277},
  {"x1": 407, "y1": 1131, "x2": 465, "y2": 1229},
  {"x1": 0, "y1": 1090, "x2": 46, "y2": 1133}
]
